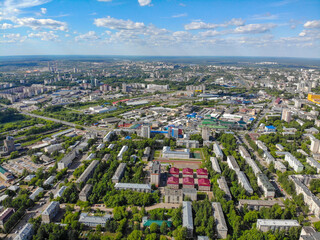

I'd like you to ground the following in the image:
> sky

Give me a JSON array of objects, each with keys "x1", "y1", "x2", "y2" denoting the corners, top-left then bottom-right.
[{"x1": 0, "y1": 0, "x2": 319, "y2": 58}]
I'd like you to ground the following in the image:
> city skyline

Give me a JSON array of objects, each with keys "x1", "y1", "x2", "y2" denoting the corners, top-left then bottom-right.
[{"x1": 0, "y1": 0, "x2": 320, "y2": 58}]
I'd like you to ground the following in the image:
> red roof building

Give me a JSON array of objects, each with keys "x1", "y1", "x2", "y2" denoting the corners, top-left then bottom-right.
[
  {"x1": 167, "y1": 176, "x2": 179, "y2": 189},
  {"x1": 183, "y1": 177, "x2": 194, "y2": 188},
  {"x1": 198, "y1": 178, "x2": 211, "y2": 191},
  {"x1": 196, "y1": 168, "x2": 208, "y2": 178},
  {"x1": 169, "y1": 167, "x2": 180, "y2": 177},
  {"x1": 182, "y1": 168, "x2": 194, "y2": 177}
]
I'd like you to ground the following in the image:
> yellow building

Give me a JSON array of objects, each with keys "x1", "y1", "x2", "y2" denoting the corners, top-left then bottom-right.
[{"x1": 308, "y1": 93, "x2": 320, "y2": 105}]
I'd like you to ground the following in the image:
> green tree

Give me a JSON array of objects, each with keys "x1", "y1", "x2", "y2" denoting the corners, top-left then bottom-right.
[{"x1": 150, "y1": 222, "x2": 159, "y2": 233}]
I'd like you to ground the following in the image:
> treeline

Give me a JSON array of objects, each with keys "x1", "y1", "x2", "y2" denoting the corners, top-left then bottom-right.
[{"x1": 0, "y1": 108, "x2": 24, "y2": 124}]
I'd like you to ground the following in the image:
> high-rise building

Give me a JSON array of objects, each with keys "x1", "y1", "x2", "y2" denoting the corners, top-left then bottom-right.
[
  {"x1": 311, "y1": 138, "x2": 320, "y2": 153},
  {"x1": 202, "y1": 127, "x2": 210, "y2": 141},
  {"x1": 150, "y1": 161, "x2": 161, "y2": 187},
  {"x1": 3, "y1": 136, "x2": 15, "y2": 154},
  {"x1": 140, "y1": 125, "x2": 151, "y2": 138},
  {"x1": 281, "y1": 109, "x2": 291, "y2": 123}
]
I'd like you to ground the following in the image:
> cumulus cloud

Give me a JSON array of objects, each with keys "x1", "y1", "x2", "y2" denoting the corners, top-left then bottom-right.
[
  {"x1": 0, "y1": 23, "x2": 14, "y2": 29},
  {"x1": 75, "y1": 31, "x2": 99, "y2": 41},
  {"x1": 185, "y1": 18, "x2": 245, "y2": 30},
  {"x1": 13, "y1": 17, "x2": 68, "y2": 31},
  {"x1": 1, "y1": 33, "x2": 26, "y2": 43},
  {"x1": 233, "y1": 23, "x2": 276, "y2": 34},
  {"x1": 304, "y1": 20, "x2": 320, "y2": 29},
  {"x1": 41, "y1": 7, "x2": 47, "y2": 14},
  {"x1": 28, "y1": 31, "x2": 58, "y2": 41},
  {"x1": 138, "y1": 0, "x2": 151, "y2": 7},
  {"x1": 94, "y1": 16, "x2": 145, "y2": 30}
]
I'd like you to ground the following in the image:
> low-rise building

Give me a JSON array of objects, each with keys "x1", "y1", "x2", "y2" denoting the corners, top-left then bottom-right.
[
  {"x1": 210, "y1": 157, "x2": 221, "y2": 174},
  {"x1": 217, "y1": 176, "x2": 232, "y2": 201},
  {"x1": 79, "y1": 184, "x2": 93, "y2": 202},
  {"x1": 284, "y1": 153, "x2": 304, "y2": 172},
  {"x1": 290, "y1": 175, "x2": 320, "y2": 217},
  {"x1": 29, "y1": 187, "x2": 44, "y2": 201},
  {"x1": 306, "y1": 157, "x2": 320, "y2": 173},
  {"x1": 227, "y1": 155, "x2": 240, "y2": 171},
  {"x1": 243, "y1": 157, "x2": 261, "y2": 176},
  {"x1": 58, "y1": 151, "x2": 76, "y2": 170},
  {"x1": 236, "y1": 171, "x2": 253, "y2": 195},
  {"x1": 54, "y1": 186, "x2": 67, "y2": 199},
  {"x1": 112, "y1": 163, "x2": 127, "y2": 183},
  {"x1": 0, "y1": 208, "x2": 15, "y2": 226},
  {"x1": 79, "y1": 213, "x2": 112, "y2": 227},
  {"x1": 257, "y1": 219, "x2": 300, "y2": 232},
  {"x1": 257, "y1": 173, "x2": 275, "y2": 198},
  {"x1": 256, "y1": 140, "x2": 268, "y2": 151},
  {"x1": 275, "y1": 160, "x2": 286, "y2": 172},
  {"x1": 117, "y1": 145, "x2": 128, "y2": 160},
  {"x1": 182, "y1": 201, "x2": 193, "y2": 238},
  {"x1": 42, "y1": 201, "x2": 59, "y2": 223},
  {"x1": 76, "y1": 160, "x2": 99, "y2": 187},
  {"x1": 263, "y1": 151, "x2": 275, "y2": 165},
  {"x1": 176, "y1": 140, "x2": 199, "y2": 148},
  {"x1": 300, "y1": 226, "x2": 320, "y2": 240},
  {"x1": 183, "y1": 188, "x2": 197, "y2": 201},
  {"x1": 212, "y1": 202, "x2": 228, "y2": 239},
  {"x1": 43, "y1": 176, "x2": 55, "y2": 186},
  {"x1": 14, "y1": 223, "x2": 33, "y2": 240},
  {"x1": 238, "y1": 199, "x2": 285, "y2": 210},
  {"x1": 164, "y1": 188, "x2": 183, "y2": 203},
  {"x1": 213, "y1": 143, "x2": 224, "y2": 159},
  {"x1": 114, "y1": 183, "x2": 151, "y2": 192}
]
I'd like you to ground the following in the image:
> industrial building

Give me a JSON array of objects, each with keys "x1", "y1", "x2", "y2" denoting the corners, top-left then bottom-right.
[
  {"x1": 162, "y1": 146, "x2": 191, "y2": 159},
  {"x1": 79, "y1": 213, "x2": 112, "y2": 227}
]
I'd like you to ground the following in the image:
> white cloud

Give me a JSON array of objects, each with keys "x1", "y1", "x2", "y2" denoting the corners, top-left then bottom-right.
[
  {"x1": 75, "y1": 31, "x2": 99, "y2": 41},
  {"x1": 1, "y1": 0, "x2": 51, "y2": 17},
  {"x1": 185, "y1": 18, "x2": 245, "y2": 30},
  {"x1": 304, "y1": 20, "x2": 320, "y2": 29},
  {"x1": 172, "y1": 13, "x2": 187, "y2": 18},
  {"x1": 28, "y1": 31, "x2": 58, "y2": 41},
  {"x1": 1, "y1": 33, "x2": 26, "y2": 43},
  {"x1": 179, "y1": 3, "x2": 186, "y2": 7},
  {"x1": 0, "y1": 23, "x2": 14, "y2": 29},
  {"x1": 233, "y1": 23, "x2": 276, "y2": 34},
  {"x1": 13, "y1": 17, "x2": 68, "y2": 31},
  {"x1": 97, "y1": 0, "x2": 112, "y2": 2},
  {"x1": 251, "y1": 13, "x2": 278, "y2": 20},
  {"x1": 41, "y1": 7, "x2": 47, "y2": 14},
  {"x1": 94, "y1": 16, "x2": 145, "y2": 30},
  {"x1": 138, "y1": 0, "x2": 151, "y2": 7}
]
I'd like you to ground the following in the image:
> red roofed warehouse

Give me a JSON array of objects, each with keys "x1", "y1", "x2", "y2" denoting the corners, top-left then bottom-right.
[
  {"x1": 183, "y1": 177, "x2": 194, "y2": 189},
  {"x1": 182, "y1": 168, "x2": 194, "y2": 177},
  {"x1": 198, "y1": 178, "x2": 211, "y2": 191},
  {"x1": 167, "y1": 176, "x2": 179, "y2": 189},
  {"x1": 169, "y1": 167, "x2": 180, "y2": 177},
  {"x1": 196, "y1": 168, "x2": 208, "y2": 178}
]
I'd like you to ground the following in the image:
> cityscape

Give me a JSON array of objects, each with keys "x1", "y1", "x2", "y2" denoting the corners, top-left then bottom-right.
[{"x1": 1, "y1": 0, "x2": 320, "y2": 240}]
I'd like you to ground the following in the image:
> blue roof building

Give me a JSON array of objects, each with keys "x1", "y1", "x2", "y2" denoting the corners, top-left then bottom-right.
[{"x1": 265, "y1": 125, "x2": 276, "y2": 132}]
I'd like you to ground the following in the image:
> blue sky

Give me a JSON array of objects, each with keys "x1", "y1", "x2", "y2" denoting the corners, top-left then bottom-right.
[{"x1": 0, "y1": 0, "x2": 319, "y2": 57}]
